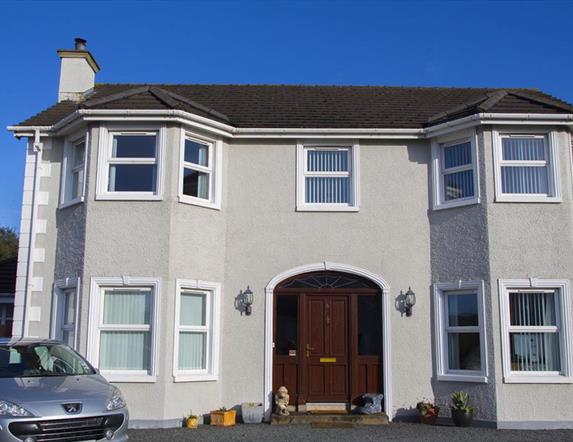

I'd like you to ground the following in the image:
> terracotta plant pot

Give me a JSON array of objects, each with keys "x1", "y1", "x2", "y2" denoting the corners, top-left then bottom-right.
[
  {"x1": 185, "y1": 416, "x2": 199, "y2": 429},
  {"x1": 451, "y1": 409, "x2": 473, "y2": 427},
  {"x1": 419, "y1": 412, "x2": 439, "y2": 425},
  {"x1": 210, "y1": 409, "x2": 236, "y2": 426}
]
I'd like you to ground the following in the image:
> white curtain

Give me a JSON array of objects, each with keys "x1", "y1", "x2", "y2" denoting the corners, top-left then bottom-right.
[
  {"x1": 100, "y1": 331, "x2": 150, "y2": 370},
  {"x1": 103, "y1": 290, "x2": 150, "y2": 325}
]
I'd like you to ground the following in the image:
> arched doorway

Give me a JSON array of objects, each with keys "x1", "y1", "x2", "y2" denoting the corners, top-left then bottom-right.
[{"x1": 264, "y1": 262, "x2": 392, "y2": 418}]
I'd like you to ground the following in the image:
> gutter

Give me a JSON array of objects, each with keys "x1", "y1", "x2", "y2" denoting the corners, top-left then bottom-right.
[{"x1": 7, "y1": 110, "x2": 573, "y2": 140}]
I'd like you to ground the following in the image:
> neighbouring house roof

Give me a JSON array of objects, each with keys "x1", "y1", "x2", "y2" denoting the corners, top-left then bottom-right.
[
  {"x1": 0, "y1": 258, "x2": 17, "y2": 295},
  {"x1": 15, "y1": 84, "x2": 573, "y2": 129}
]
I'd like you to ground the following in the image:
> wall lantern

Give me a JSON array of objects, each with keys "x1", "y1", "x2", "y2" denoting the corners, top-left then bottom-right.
[
  {"x1": 242, "y1": 286, "x2": 254, "y2": 316},
  {"x1": 404, "y1": 287, "x2": 416, "y2": 317}
]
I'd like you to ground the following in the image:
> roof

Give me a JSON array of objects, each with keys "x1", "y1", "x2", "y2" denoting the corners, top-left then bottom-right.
[
  {"x1": 0, "y1": 257, "x2": 17, "y2": 295},
  {"x1": 16, "y1": 84, "x2": 573, "y2": 129}
]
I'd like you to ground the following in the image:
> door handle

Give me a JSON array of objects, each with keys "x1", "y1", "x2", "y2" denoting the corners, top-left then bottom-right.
[{"x1": 305, "y1": 344, "x2": 315, "y2": 357}]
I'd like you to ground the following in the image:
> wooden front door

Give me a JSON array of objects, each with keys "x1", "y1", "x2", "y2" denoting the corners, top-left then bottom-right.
[{"x1": 305, "y1": 295, "x2": 349, "y2": 402}]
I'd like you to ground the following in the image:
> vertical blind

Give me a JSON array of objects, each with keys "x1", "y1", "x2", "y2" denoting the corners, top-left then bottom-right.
[
  {"x1": 443, "y1": 142, "x2": 474, "y2": 201},
  {"x1": 178, "y1": 292, "x2": 208, "y2": 371},
  {"x1": 509, "y1": 292, "x2": 560, "y2": 372},
  {"x1": 100, "y1": 290, "x2": 152, "y2": 371},
  {"x1": 305, "y1": 149, "x2": 351, "y2": 204},
  {"x1": 501, "y1": 137, "x2": 549, "y2": 194}
]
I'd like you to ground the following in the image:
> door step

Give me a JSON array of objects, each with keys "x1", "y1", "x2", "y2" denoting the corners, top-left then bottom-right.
[
  {"x1": 305, "y1": 402, "x2": 348, "y2": 412},
  {"x1": 271, "y1": 412, "x2": 389, "y2": 425}
]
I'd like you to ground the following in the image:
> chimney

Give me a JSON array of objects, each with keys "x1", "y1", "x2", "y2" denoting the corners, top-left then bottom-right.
[{"x1": 57, "y1": 38, "x2": 100, "y2": 102}]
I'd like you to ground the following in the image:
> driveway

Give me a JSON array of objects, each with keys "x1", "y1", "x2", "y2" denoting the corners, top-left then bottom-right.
[{"x1": 128, "y1": 422, "x2": 573, "y2": 441}]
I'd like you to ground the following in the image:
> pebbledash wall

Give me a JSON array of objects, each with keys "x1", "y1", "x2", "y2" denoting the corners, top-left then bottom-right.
[{"x1": 14, "y1": 121, "x2": 573, "y2": 429}]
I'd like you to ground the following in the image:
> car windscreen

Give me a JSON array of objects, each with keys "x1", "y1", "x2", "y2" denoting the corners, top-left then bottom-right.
[{"x1": 0, "y1": 343, "x2": 95, "y2": 377}]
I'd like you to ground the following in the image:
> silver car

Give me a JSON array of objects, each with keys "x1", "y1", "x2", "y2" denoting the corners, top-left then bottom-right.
[{"x1": 0, "y1": 339, "x2": 129, "y2": 442}]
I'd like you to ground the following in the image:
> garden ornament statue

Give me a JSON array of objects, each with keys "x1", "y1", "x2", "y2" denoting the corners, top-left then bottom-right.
[
  {"x1": 354, "y1": 393, "x2": 384, "y2": 414},
  {"x1": 275, "y1": 386, "x2": 290, "y2": 416}
]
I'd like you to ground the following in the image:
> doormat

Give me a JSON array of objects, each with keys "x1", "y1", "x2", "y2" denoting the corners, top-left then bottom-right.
[{"x1": 311, "y1": 422, "x2": 356, "y2": 429}]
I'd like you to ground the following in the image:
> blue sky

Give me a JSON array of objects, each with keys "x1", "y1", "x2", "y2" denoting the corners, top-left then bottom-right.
[{"x1": 1, "y1": 0, "x2": 572, "y2": 230}]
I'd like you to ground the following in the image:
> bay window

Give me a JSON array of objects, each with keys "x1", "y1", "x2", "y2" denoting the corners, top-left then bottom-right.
[
  {"x1": 60, "y1": 134, "x2": 87, "y2": 207},
  {"x1": 499, "y1": 279, "x2": 573, "y2": 383},
  {"x1": 173, "y1": 279, "x2": 220, "y2": 382},
  {"x1": 296, "y1": 143, "x2": 360, "y2": 211},
  {"x1": 433, "y1": 280, "x2": 487, "y2": 382},
  {"x1": 88, "y1": 277, "x2": 160, "y2": 382}
]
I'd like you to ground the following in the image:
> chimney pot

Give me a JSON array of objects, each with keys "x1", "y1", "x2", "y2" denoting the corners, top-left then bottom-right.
[{"x1": 74, "y1": 38, "x2": 87, "y2": 50}]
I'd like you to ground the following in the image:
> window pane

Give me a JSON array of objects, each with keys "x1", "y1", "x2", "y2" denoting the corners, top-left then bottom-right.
[
  {"x1": 62, "y1": 330, "x2": 75, "y2": 347},
  {"x1": 444, "y1": 170, "x2": 474, "y2": 200},
  {"x1": 182, "y1": 168, "x2": 210, "y2": 199},
  {"x1": 502, "y1": 138, "x2": 545, "y2": 161},
  {"x1": 73, "y1": 142, "x2": 85, "y2": 167},
  {"x1": 358, "y1": 295, "x2": 382, "y2": 355},
  {"x1": 184, "y1": 139, "x2": 209, "y2": 166},
  {"x1": 109, "y1": 164, "x2": 157, "y2": 192},
  {"x1": 501, "y1": 166, "x2": 548, "y2": 194},
  {"x1": 178, "y1": 332, "x2": 206, "y2": 370},
  {"x1": 112, "y1": 135, "x2": 156, "y2": 158},
  {"x1": 63, "y1": 290, "x2": 76, "y2": 326},
  {"x1": 510, "y1": 332, "x2": 560, "y2": 371},
  {"x1": 305, "y1": 177, "x2": 350, "y2": 203},
  {"x1": 448, "y1": 293, "x2": 478, "y2": 327},
  {"x1": 307, "y1": 150, "x2": 349, "y2": 172},
  {"x1": 180, "y1": 293, "x2": 206, "y2": 326},
  {"x1": 103, "y1": 290, "x2": 151, "y2": 325},
  {"x1": 71, "y1": 170, "x2": 83, "y2": 199},
  {"x1": 275, "y1": 296, "x2": 298, "y2": 356},
  {"x1": 444, "y1": 142, "x2": 472, "y2": 169},
  {"x1": 448, "y1": 332, "x2": 481, "y2": 370},
  {"x1": 100, "y1": 331, "x2": 150, "y2": 370},
  {"x1": 509, "y1": 292, "x2": 556, "y2": 326}
]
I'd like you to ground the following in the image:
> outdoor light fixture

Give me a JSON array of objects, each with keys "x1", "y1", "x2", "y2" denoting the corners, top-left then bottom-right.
[
  {"x1": 404, "y1": 287, "x2": 416, "y2": 317},
  {"x1": 242, "y1": 286, "x2": 254, "y2": 316}
]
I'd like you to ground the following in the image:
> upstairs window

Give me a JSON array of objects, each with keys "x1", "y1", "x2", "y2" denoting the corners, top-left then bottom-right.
[
  {"x1": 431, "y1": 134, "x2": 479, "y2": 210},
  {"x1": 178, "y1": 132, "x2": 222, "y2": 209},
  {"x1": 60, "y1": 135, "x2": 87, "y2": 207},
  {"x1": 493, "y1": 131, "x2": 561, "y2": 202},
  {"x1": 296, "y1": 144, "x2": 359, "y2": 211},
  {"x1": 96, "y1": 128, "x2": 164, "y2": 200}
]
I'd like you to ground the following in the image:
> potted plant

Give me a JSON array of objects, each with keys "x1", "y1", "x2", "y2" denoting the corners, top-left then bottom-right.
[
  {"x1": 210, "y1": 407, "x2": 236, "y2": 426},
  {"x1": 450, "y1": 391, "x2": 474, "y2": 427},
  {"x1": 241, "y1": 402, "x2": 264, "y2": 424},
  {"x1": 416, "y1": 399, "x2": 440, "y2": 425},
  {"x1": 185, "y1": 411, "x2": 199, "y2": 429}
]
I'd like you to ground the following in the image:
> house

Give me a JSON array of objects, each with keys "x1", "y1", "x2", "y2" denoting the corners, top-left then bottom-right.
[
  {"x1": 0, "y1": 257, "x2": 16, "y2": 337},
  {"x1": 7, "y1": 38, "x2": 573, "y2": 429}
]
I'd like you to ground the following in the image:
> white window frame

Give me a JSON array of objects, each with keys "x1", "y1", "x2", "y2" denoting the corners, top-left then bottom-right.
[
  {"x1": 60, "y1": 131, "x2": 89, "y2": 209},
  {"x1": 0, "y1": 295, "x2": 13, "y2": 329},
  {"x1": 492, "y1": 129, "x2": 561, "y2": 203},
  {"x1": 431, "y1": 129, "x2": 480, "y2": 210},
  {"x1": 433, "y1": 280, "x2": 488, "y2": 382},
  {"x1": 173, "y1": 279, "x2": 220, "y2": 382},
  {"x1": 51, "y1": 278, "x2": 81, "y2": 349},
  {"x1": 87, "y1": 277, "x2": 161, "y2": 383},
  {"x1": 296, "y1": 141, "x2": 360, "y2": 212},
  {"x1": 178, "y1": 130, "x2": 222, "y2": 210},
  {"x1": 499, "y1": 278, "x2": 573, "y2": 383},
  {"x1": 96, "y1": 126, "x2": 165, "y2": 201}
]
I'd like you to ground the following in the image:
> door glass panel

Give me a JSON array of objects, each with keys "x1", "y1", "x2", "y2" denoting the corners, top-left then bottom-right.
[
  {"x1": 275, "y1": 296, "x2": 298, "y2": 356},
  {"x1": 358, "y1": 295, "x2": 382, "y2": 355}
]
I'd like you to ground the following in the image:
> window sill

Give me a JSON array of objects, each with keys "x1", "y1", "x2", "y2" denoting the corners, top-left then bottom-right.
[
  {"x1": 503, "y1": 375, "x2": 573, "y2": 384},
  {"x1": 95, "y1": 193, "x2": 163, "y2": 201},
  {"x1": 296, "y1": 204, "x2": 360, "y2": 212},
  {"x1": 437, "y1": 374, "x2": 488, "y2": 383},
  {"x1": 495, "y1": 195, "x2": 562, "y2": 203},
  {"x1": 178, "y1": 195, "x2": 220, "y2": 210},
  {"x1": 433, "y1": 197, "x2": 480, "y2": 211},
  {"x1": 173, "y1": 374, "x2": 218, "y2": 383},
  {"x1": 58, "y1": 197, "x2": 85, "y2": 210},
  {"x1": 101, "y1": 373, "x2": 157, "y2": 383}
]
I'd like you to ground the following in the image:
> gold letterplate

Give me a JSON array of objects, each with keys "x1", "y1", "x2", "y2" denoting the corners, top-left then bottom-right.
[{"x1": 319, "y1": 358, "x2": 336, "y2": 363}]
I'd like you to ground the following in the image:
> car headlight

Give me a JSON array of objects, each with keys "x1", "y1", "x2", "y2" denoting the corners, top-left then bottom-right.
[
  {"x1": 0, "y1": 400, "x2": 33, "y2": 417},
  {"x1": 106, "y1": 387, "x2": 126, "y2": 411}
]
